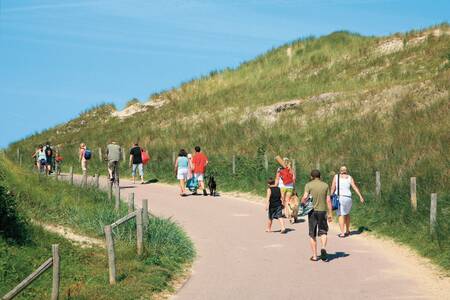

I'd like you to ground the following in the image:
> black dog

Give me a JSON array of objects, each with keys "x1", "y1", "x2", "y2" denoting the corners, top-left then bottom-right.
[{"x1": 207, "y1": 175, "x2": 217, "y2": 196}]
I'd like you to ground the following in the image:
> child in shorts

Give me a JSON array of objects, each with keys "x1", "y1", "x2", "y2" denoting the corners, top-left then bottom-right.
[{"x1": 265, "y1": 178, "x2": 287, "y2": 234}]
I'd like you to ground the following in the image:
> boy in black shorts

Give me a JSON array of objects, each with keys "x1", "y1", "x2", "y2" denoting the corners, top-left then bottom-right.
[
  {"x1": 301, "y1": 170, "x2": 332, "y2": 261},
  {"x1": 265, "y1": 179, "x2": 287, "y2": 234}
]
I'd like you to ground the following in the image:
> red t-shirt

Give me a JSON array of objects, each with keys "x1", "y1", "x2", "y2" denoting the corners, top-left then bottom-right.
[{"x1": 192, "y1": 152, "x2": 208, "y2": 174}]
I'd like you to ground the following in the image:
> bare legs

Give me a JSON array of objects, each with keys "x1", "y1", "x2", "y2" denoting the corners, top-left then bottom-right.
[
  {"x1": 339, "y1": 214, "x2": 351, "y2": 236},
  {"x1": 266, "y1": 218, "x2": 286, "y2": 233},
  {"x1": 179, "y1": 179, "x2": 186, "y2": 195},
  {"x1": 310, "y1": 234, "x2": 328, "y2": 260}
]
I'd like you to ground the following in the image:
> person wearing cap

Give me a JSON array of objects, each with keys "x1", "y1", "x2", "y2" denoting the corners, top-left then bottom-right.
[{"x1": 330, "y1": 166, "x2": 365, "y2": 238}]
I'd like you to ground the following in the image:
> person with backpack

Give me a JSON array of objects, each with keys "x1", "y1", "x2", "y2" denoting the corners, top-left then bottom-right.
[
  {"x1": 174, "y1": 149, "x2": 191, "y2": 197},
  {"x1": 44, "y1": 142, "x2": 53, "y2": 175},
  {"x1": 192, "y1": 146, "x2": 208, "y2": 196},
  {"x1": 330, "y1": 166, "x2": 365, "y2": 238},
  {"x1": 275, "y1": 158, "x2": 296, "y2": 222},
  {"x1": 129, "y1": 142, "x2": 144, "y2": 184},
  {"x1": 79, "y1": 143, "x2": 89, "y2": 184}
]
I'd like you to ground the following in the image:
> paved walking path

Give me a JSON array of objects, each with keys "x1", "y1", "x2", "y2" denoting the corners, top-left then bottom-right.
[{"x1": 86, "y1": 175, "x2": 449, "y2": 299}]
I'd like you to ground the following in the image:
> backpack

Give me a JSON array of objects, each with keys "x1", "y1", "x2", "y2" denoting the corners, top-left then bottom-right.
[
  {"x1": 186, "y1": 176, "x2": 198, "y2": 192},
  {"x1": 279, "y1": 168, "x2": 294, "y2": 185},
  {"x1": 141, "y1": 149, "x2": 150, "y2": 165},
  {"x1": 84, "y1": 149, "x2": 92, "y2": 160}
]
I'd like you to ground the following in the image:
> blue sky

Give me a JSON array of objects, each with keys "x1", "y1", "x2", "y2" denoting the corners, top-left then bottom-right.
[{"x1": 1, "y1": 0, "x2": 449, "y2": 148}]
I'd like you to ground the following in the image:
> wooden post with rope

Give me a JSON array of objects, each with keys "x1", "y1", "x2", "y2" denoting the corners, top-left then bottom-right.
[
  {"x1": 430, "y1": 193, "x2": 437, "y2": 235},
  {"x1": 410, "y1": 177, "x2": 417, "y2": 211}
]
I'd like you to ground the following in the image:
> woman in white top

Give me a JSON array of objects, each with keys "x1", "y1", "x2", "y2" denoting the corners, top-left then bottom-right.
[{"x1": 330, "y1": 166, "x2": 364, "y2": 237}]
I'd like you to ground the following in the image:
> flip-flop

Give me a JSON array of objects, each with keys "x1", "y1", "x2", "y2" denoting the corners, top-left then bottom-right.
[
  {"x1": 338, "y1": 234, "x2": 346, "y2": 238},
  {"x1": 310, "y1": 256, "x2": 319, "y2": 261}
]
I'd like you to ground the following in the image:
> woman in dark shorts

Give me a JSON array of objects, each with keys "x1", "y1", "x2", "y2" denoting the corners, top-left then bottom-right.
[{"x1": 265, "y1": 178, "x2": 287, "y2": 234}]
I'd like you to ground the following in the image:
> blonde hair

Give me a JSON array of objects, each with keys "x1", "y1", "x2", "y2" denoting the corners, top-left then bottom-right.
[{"x1": 283, "y1": 157, "x2": 291, "y2": 167}]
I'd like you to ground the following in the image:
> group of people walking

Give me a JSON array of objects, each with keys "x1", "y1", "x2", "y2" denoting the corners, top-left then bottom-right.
[
  {"x1": 174, "y1": 146, "x2": 209, "y2": 196},
  {"x1": 266, "y1": 157, "x2": 364, "y2": 261},
  {"x1": 32, "y1": 142, "x2": 62, "y2": 175}
]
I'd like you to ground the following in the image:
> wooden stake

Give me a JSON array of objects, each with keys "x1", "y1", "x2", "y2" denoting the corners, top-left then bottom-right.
[
  {"x1": 95, "y1": 174, "x2": 100, "y2": 188},
  {"x1": 136, "y1": 209, "x2": 144, "y2": 256},
  {"x1": 128, "y1": 193, "x2": 135, "y2": 213},
  {"x1": 375, "y1": 171, "x2": 381, "y2": 197},
  {"x1": 430, "y1": 193, "x2": 437, "y2": 235},
  {"x1": 98, "y1": 148, "x2": 102, "y2": 161},
  {"x1": 172, "y1": 151, "x2": 176, "y2": 164},
  {"x1": 114, "y1": 184, "x2": 120, "y2": 211},
  {"x1": 410, "y1": 177, "x2": 417, "y2": 211},
  {"x1": 69, "y1": 166, "x2": 74, "y2": 185},
  {"x1": 16, "y1": 148, "x2": 20, "y2": 162},
  {"x1": 263, "y1": 153, "x2": 268, "y2": 171},
  {"x1": 108, "y1": 182, "x2": 113, "y2": 201},
  {"x1": 142, "y1": 199, "x2": 149, "y2": 230},
  {"x1": 232, "y1": 155, "x2": 236, "y2": 175},
  {"x1": 104, "y1": 225, "x2": 116, "y2": 285},
  {"x1": 51, "y1": 244, "x2": 60, "y2": 300}
]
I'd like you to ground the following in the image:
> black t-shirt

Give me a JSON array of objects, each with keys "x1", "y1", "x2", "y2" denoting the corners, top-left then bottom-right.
[
  {"x1": 269, "y1": 187, "x2": 282, "y2": 208},
  {"x1": 45, "y1": 146, "x2": 53, "y2": 158},
  {"x1": 130, "y1": 146, "x2": 142, "y2": 164}
]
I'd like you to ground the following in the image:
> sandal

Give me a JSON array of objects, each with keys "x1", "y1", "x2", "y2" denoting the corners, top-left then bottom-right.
[
  {"x1": 338, "y1": 233, "x2": 346, "y2": 238},
  {"x1": 310, "y1": 256, "x2": 320, "y2": 261}
]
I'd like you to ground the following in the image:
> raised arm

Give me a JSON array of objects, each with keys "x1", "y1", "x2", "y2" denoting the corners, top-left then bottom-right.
[
  {"x1": 274, "y1": 172, "x2": 281, "y2": 187},
  {"x1": 350, "y1": 177, "x2": 365, "y2": 203}
]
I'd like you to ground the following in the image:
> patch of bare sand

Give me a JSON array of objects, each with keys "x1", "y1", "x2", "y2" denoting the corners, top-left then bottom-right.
[{"x1": 32, "y1": 220, "x2": 104, "y2": 248}]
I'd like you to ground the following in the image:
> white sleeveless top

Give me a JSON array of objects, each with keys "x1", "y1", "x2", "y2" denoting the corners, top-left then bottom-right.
[{"x1": 335, "y1": 174, "x2": 352, "y2": 197}]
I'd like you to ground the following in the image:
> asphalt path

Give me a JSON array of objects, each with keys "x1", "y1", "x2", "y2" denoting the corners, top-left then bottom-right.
[{"x1": 79, "y1": 175, "x2": 449, "y2": 300}]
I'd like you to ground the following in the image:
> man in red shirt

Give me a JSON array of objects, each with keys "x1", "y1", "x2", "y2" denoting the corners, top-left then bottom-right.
[{"x1": 192, "y1": 146, "x2": 208, "y2": 196}]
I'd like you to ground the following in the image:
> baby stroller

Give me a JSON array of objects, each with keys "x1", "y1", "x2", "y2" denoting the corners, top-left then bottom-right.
[{"x1": 186, "y1": 176, "x2": 199, "y2": 193}]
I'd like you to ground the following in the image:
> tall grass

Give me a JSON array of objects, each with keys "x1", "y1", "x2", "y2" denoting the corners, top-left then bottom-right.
[{"x1": 0, "y1": 157, "x2": 195, "y2": 298}]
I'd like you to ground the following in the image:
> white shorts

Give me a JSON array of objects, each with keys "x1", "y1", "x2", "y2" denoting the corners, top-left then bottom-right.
[
  {"x1": 194, "y1": 173, "x2": 204, "y2": 181},
  {"x1": 336, "y1": 196, "x2": 352, "y2": 216},
  {"x1": 177, "y1": 168, "x2": 188, "y2": 180}
]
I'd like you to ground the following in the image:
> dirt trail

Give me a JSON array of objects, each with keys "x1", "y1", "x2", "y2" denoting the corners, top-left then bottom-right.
[{"x1": 71, "y1": 174, "x2": 450, "y2": 300}]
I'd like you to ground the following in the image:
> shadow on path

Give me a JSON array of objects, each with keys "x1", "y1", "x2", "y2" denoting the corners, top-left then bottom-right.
[{"x1": 327, "y1": 252, "x2": 350, "y2": 262}]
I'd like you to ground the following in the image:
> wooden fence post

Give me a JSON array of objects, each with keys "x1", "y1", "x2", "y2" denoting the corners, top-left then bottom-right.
[
  {"x1": 136, "y1": 209, "x2": 144, "y2": 256},
  {"x1": 95, "y1": 174, "x2": 100, "y2": 188},
  {"x1": 98, "y1": 148, "x2": 102, "y2": 161},
  {"x1": 128, "y1": 193, "x2": 135, "y2": 213},
  {"x1": 104, "y1": 225, "x2": 116, "y2": 285},
  {"x1": 172, "y1": 152, "x2": 176, "y2": 165},
  {"x1": 122, "y1": 149, "x2": 126, "y2": 162},
  {"x1": 287, "y1": 46, "x2": 293, "y2": 65},
  {"x1": 430, "y1": 193, "x2": 437, "y2": 235},
  {"x1": 263, "y1": 153, "x2": 268, "y2": 171},
  {"x1": 114, "y1": 184, "x2": 120, "y2": 211},
  {"x1": 142, "y1": 199, "x2": 149, "y2": 230},
  {"x1": 232, "y1": 155, "x2": 236, "y2": 175},
  {"x1": 51, "y1": 244, "x2": 60, "y2": 300},
  {"x1": 375, "y1": 171, "x2": 381, "y2": 197},
  {"x1": 69, "y1": 166, "x2": 74, "y2": 185},
  {"x1": 108, "y1": 181, "x2": 113, "y2": 201},
  {"x1": 410, "y1": 177, "x2": 417, "y2": 211},
  {"x1": 16, "y1": 148, "x2": 20, "y2": 162}
]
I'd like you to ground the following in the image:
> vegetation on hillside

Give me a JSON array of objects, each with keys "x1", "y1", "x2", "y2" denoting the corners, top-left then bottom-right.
[
  {"x1": 0, "y1": 157, "x2": 195, "y2": 299},
  {"x1": 6, "y1": 24, "x2": 450, "y2": 272}
]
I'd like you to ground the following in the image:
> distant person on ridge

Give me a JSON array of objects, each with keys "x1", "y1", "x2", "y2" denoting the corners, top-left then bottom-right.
[
  {"x1": 330, "y1": 166, "x2": 365, "y2": 238},
  {"x1": 192, "y1": 146, "x2": 208, "y2": 196},
  {"x1": 44, "y1": 142, "x2": 53, "y2": 175},
  {"x1": 265, "y1": 178, "x2": 287, "y2": 234},
  {"x1": 79, "y1": 143, "x2": 88, "y2": 184},
  {"x1": 106, "y1": 141, "x2": 122, "y2": 183},
  {"x1": 129, "y1": 142, "x2": 144, "y2": 184},
  {"x1": 300, "y1": 169, "x2": 332, "y2": 262},
  {"x1": 174, "y1": 149, "x2": 191, "y2": 196}
]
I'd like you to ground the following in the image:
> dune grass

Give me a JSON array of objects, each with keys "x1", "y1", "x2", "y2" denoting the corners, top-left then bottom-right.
[
  {"x1": 0, "y1": 157, "x2": 195, "y2": 299},
  {"x1": 5, "y1": 24, "x2": 450, "y2": 272}
]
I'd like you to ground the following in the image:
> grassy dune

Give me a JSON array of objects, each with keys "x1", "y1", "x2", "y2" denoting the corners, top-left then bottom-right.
[
  {"x1": 0, "y1": 157, "x2": 195, "y2": 299},
  {"x1": 6, "y1": 24, "x2": 450, "y2": 271}
]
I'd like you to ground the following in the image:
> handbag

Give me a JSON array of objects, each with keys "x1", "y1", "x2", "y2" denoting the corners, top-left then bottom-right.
[{"x1": 331, "y1": 174, "x2": 340, "y2": 210}]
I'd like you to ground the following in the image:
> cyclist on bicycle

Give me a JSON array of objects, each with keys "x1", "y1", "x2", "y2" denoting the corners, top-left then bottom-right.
[{"x1": 106, "y1": 141, "x2": 122, "y2": 183}]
